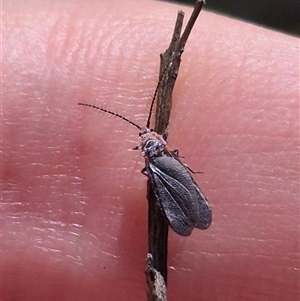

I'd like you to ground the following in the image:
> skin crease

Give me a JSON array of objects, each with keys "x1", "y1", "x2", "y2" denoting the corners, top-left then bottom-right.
[{"x1": 2, "y1": 0, "x2": 299, "y2": 300}]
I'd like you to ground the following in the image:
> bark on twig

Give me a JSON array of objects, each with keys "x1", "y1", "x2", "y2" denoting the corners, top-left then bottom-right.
[{"x1": 146, "y1": 1, "x2": 205, "y2": 300}]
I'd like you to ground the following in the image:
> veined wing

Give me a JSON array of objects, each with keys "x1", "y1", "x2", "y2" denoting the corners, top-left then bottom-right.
[{"x1": 147, "y1": 156, "x2": 212, "y2": 236}]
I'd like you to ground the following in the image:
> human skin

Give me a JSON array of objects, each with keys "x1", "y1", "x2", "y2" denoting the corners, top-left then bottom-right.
[{"x1": 2, "y1": 0, "x2": 299, "y2": 300}]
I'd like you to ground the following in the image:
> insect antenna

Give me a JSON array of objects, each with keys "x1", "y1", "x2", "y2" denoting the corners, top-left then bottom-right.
[
  {"x1": 78, "y1": 103, "x2": 142, "y2": 130},
  {"x1": 146, "y1": 62, "x2": 172, "y2": 128}
]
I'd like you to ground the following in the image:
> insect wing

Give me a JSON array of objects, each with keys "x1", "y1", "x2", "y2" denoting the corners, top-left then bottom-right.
[
  {"x1": 147, "y1": 156, "x2": 212, "y2": 236},
  {"x1": 166, "y1": 152, "x2": 212, "y2": 230},
  {"x1": 147, "y1": 160, "x2": 194, "y2": 236}
]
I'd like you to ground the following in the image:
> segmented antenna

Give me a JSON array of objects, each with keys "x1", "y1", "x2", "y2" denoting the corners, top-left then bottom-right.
[
  {"x1": 146, "y1": 62, "x2": 172, "y2": 128},
  {"x1": 78, "y1": 103, "x2": 142, "y2": 130}
]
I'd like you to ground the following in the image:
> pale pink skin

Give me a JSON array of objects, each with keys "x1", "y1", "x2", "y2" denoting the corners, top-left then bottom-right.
[{"x1": 2, "y1": 0, "x2": 299, "y2": 300}]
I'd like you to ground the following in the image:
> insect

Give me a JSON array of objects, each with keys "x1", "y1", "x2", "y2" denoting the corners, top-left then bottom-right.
[{"x1": 78, "y1": 80, "x2": 212, "y2": 236}]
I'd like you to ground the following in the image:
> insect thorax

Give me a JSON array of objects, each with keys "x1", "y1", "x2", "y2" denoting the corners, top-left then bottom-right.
[{"x1": 139, "y1": 127, "x2": 167, "y2": 158}]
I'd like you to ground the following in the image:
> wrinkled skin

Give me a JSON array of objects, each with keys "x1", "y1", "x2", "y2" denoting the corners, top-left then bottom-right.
[{"x1": 2, "y1": 0, "x2": 299, "y2": 300}]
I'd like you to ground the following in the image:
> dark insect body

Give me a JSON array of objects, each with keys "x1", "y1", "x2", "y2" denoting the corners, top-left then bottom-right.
[{"x1": 78, "y1": 101, "x2": 212, "y2": 236}]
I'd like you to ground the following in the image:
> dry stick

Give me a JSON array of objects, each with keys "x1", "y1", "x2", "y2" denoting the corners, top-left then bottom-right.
[
  {"x1": 146, "y1": 254, "x2": 167, "y2": 301},
  {"x1": 146, "y1": 11, "x2": 183, "y2": 289},
  {"x1": 146, "y1": 1, "x2": 205, "y2": 300}
]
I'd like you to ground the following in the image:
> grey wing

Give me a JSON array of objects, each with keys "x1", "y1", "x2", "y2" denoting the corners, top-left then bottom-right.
[
  {"x1": 167, "y1": 154, "x2": 212, "y2": 230},
  {"x1": 192, "y1": 183, "x2": 212, "y2": 230},
  {"x1": 148, "y1": 163, "x2": 197, "y2": 236},
  {"x1": 149, "y1": 156, "x2": 212, "y2": 232}
]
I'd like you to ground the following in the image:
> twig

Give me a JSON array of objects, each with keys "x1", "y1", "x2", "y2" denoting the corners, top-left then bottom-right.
[
  {"x1": 146, "y1": 1, "x2": 205, "y2": 300},
  {"x1": 146, "y1": 254, "x2": 167, "y2": 301},
  {"x1": 147, "y1": 11, "x2": 184, "y2": 287}
]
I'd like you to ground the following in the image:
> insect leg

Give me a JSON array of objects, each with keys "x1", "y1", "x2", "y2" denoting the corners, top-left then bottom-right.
[{"x1": 141, "y1": 167, "x2": 148, "y2": 176}]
